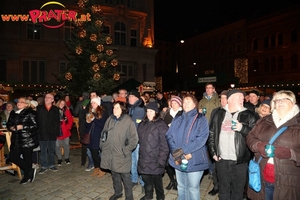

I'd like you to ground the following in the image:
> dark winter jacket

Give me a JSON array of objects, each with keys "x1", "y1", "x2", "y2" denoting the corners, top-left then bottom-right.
[
  {"x1": 208, "y1": 107, "x2": 258, "y2": 164},
  {"x1": 166, "y1": 108, "x2": 209, "y2": 172},
  {"x1": 85, "y1": 110, "x2": 108, "y2": 150},
  {"x1": 36, "y1": 104, "x2": 60, "y2": 141},
  {"x1": 128, "y1": 98, "x2": 145, "y2": 128},
  {"x1": 7, "y1": 108, "x2": 38, "y2": 150},
  {"x1": 100, "y1": 114, "x2": 138, "y2": 173},
  {"x1": 137, "y1": 118, "x2": 169, "y2": 175}
]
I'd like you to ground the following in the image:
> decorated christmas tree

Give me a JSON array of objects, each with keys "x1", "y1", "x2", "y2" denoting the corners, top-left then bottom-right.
[{"x1": 58, "y1": 0, "x2": 120, "y2": 96}]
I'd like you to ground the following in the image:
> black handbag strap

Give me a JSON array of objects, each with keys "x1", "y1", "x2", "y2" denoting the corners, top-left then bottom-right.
[{"x1": 257, "y1": 126, "x2": 287, "y2": 163}]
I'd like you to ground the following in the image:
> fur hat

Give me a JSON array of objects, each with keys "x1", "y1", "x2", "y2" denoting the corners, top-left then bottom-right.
[
  {"x1": 249, "y1": 90, "x2": 260, "y2": 97},
  {"x1": 115, "y1": 96, "x2": 127, "y2": 103},
  {"x1": 170, "y1": 96, "x2": 182, "y2": 107},
  {"x1": 91, "y1": 97, "x2": 101, "y2": 106},
  {"x1": 227, "y1": 89, "x2": 246, "y2": 99},
  {"x1": 30, "y1": 100, "x2": 38, "y2": 108},
  {"x1": 146, "y1": 102, "x2": 159, "y2": 113},
  {"x1": 128, "y1": 89, "x2": 140, "y2": 98}
]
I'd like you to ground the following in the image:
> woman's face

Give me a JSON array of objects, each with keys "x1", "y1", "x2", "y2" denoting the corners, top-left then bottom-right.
[
  {"x1": 259, "y1": 104, "x2": 271, "y2": 117},
  {"x1": 171, "y1": 101, "x2": 180, "y2": 111},
  {"x1": 58, "y1": 100, "x2": 66, "y2": 109},
  {"x1": 6, "y1": 104, "x2": 14, "y2": 111},
  {"x1": 113, "y1": 103, "x2": 122, "y2": 118},
  {"x1": 273, "y1": 94, "x2": 294, "y2": 115},
  {"x1": 17, "y1": 98, "x2": 27, "y2": 110},
  {"x1": 91, "y1": 101, "x2": 99, "y2": 109},
  {"x1": 182, "y1": 97, "x2": 195, "y2": 112},
  {"x1": 65, "y1": 95, "x2": 70, "y2": 101},
  {"x1": 146, "y1": 109, "x2": 155, "y2": 121}
]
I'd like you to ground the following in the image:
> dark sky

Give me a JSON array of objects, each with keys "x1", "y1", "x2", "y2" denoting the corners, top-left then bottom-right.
[{"x1": 154, "y1": 0, "x2": 299, "y2": 40}]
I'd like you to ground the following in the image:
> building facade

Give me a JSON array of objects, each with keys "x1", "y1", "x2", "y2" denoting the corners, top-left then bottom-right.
[{"x1": 0, "y1": 0, "x2": 156, "y2": 96}]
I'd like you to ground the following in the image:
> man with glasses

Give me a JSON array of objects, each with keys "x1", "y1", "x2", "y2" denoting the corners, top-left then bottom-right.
[{"x1": 36, "y1": 93, "x2": 60, "y2": 174}]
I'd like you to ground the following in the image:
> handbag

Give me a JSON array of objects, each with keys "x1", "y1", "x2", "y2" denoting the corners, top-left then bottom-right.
[
  {"x1": 81, "y1": 123, "x2": 95, "y2": 145},
  {"x1": 248, "y1": 126, "x2": 287, "y2": 192}
]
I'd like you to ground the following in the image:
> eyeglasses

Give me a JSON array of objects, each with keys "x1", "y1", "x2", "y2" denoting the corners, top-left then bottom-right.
[{"x1": 273, "y1": 98, "x2": 291, "y2": 103}]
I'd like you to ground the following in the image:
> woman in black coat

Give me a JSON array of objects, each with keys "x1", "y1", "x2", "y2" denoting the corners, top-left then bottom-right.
[
  {"x1": 138, "y1": 102, "x2": 169, "y2": 200},
  {"x1": 6, "y1": 97, "x2": 38, "y2": 184}
]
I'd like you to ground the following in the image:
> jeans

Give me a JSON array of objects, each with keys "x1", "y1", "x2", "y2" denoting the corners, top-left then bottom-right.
[
  {"x1": 55, "y1": 137, "x2": 70, "y2": 160},
  {"x1": 265, "y1": 181, "x2": 274, "y2": 200},
  {"x1": 111, "y1": 171, "x2": 133, "y2": 200},
  {"x1": 87, "y1": 147, "x2": 94, "y2": 167},
  {"x1": 175, "y1": 169, "x2": 204, "y2": 200},
  {"x1": 39, "y1": 140, "x2": 56, "y2": 169},
  {"x1": 216, "y1": 159, "x2": 247, "y2": 200},
  {"x1": 141, "y1": 174, "x2": 164, "y2": 200},
  {"x1": 131, "y1": 144, "x2": 144, "y2": 186}
]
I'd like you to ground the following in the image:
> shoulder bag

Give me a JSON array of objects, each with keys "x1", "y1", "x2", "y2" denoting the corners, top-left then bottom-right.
[
  {"x1": 248, "y1": 126, "x2": 287, "y2": 192},
  {"x1": 81, "y1": 123, "x2": 95, "y2": 145}
]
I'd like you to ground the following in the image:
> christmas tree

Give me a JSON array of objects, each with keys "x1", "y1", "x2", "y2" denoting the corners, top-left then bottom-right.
[{"x1": 58, "y1": 0, "x2": 120, "y2": 96}]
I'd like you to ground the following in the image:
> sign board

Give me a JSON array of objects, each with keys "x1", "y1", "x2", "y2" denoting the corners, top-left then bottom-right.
[{"x1": 198, "y1": 76, "x2": 217, "y2": 83}]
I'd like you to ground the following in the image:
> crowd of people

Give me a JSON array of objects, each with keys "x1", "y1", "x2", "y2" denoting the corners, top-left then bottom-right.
[{"x1": 0, "y1": 84, "x2": 299, "y2": 200}]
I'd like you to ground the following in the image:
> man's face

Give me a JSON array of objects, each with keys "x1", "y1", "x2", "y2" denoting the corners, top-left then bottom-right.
[
  {"x1": 228, "y1": 93, "x2": 244, "y2": 111},
  {"x1": 128, "y1": 95, "x2": 138, "y2": 105},
  {"x1": 220, "y1": 95, "x2": 227, "y2": 107},
  {"x1": 249, "y1": 93, "x2": 259, "y2": 105},
  {"x1": 45, "y1": 94, "x2": 54, "y2": 105},
  {"x1": 90, "y1": 92, "x2": 97, "y2": 99},
  {"x1": 205, "y1": 84, "x2": 215, "y2": 96},
  {"x1": 118, "y1": 90, "x2": 127, "y2": 98}
]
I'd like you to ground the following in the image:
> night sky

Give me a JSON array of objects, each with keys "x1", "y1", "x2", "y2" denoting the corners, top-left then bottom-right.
[{"x1": 154, "y1": 0, "x2": 299, "y2": 41}]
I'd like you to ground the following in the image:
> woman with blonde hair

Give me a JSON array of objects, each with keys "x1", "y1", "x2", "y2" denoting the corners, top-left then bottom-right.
[{"x1": 247, "y1": 90, "x2": 300, "y2": 200}]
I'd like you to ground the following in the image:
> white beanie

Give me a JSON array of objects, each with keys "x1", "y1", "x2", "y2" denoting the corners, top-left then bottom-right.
[
  {"x1": 91, "y1": 97, "x2": 101, "y2": 106},
  {"x1": 30, "y1": 100, "x2": 38, "y2": 108}
]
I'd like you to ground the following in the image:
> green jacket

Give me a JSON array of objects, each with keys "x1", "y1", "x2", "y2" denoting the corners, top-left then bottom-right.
[{"x1": 198, "y1": 92, "x2": 220, "y2": 122}]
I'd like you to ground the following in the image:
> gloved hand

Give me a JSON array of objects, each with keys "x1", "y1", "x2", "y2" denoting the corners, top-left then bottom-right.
[
  {"x1": 256, "y1": 142, "x2": 269, "y2": 158},
  {"x1": 274, "y1": 145, "x2": 291, "y2": 159}
]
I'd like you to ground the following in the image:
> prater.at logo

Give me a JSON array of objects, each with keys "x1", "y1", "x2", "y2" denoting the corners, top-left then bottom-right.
[{"x1": 1, "y1": 1, "x2": 91, "y2": 29}]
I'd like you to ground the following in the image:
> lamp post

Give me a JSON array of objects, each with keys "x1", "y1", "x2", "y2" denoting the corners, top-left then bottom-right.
[
  {"x1": 230, "y1": 83, "x2": 235, "y2": 89},
  {"x1": 175, "y1": 38, "x2": 184, "y2": 91}
]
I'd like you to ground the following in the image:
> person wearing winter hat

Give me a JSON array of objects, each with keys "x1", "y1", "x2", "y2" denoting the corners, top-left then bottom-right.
[
  {"x1": 208, "y1": 89, "x2": 258, "y2": 200},
  {"x1": 138, "y1": 101, "x2": 169, "y2": 200},
  {"x1": 161, "y1": 95, "x2": 183, "y2": 191},
  {"x1": 244, "y1": 89, "x2": 261, "y2": 113},
  {"x1": 128, "y1": 89, "x2": 145, "y2": 188},
  {"x1": 84, "y1": 96, "x2": 108, "y2": 178},
  {"x1": 115, "y1": 96, "x2": 127, "y2": 103},
  {"x1": 257, "y1": 99, "x2": 271, "y2": 118},
  {"x1": 30, "y1": 100, "x2": 38, "y2": 110}
]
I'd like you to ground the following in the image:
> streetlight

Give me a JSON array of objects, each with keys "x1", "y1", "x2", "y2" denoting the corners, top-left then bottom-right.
[
  {"x1": 230, "y1": 84, "x2": 235, "y2": 89},
  {"x1": 175, "y1": 37, "x2": 184, "y2": 91}
]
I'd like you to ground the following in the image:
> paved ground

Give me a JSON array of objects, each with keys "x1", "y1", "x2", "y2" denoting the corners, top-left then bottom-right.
[
  {"x1": 0, "y1": 127, "x2": 218, "y2": 200},
  {"x1": 0, "y1": 147, "x2": 219, "y2": 200}
]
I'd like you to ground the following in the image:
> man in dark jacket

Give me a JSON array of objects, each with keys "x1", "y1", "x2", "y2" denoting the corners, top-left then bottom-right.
[
  {"x1": 208, "y1": 89, "x2": 258, "y2": 200},
  {"x1": 36, "y1": 93, "x2": 60, "y2": 174}
]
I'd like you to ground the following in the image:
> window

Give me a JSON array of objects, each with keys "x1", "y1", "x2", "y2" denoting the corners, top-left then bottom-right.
[
  {"x1": 291, "y1": 29, "x2": 297, "y2": 43},
  {"x1": 271, "y1": 34, "x2": 276, "y2": 47},
  {"x1": 116, "y1": 63, "x2": 134, "y2": 83},
  {"x1": 277, "y1": 33, "x2": 283, "y2": 46},
  {"x1": 64, "y1": 21, "x2": 74, "y2": 41},
  {"x1": 253, "y1": 60, "x2": 259, "y2": 72},
  {"x1": 264, "y1": 58, "x2": 269, "y2": 72},
  {"x1": 0, "y1": 59, "x2": 6, "y2": 81},
  {"x1": 228, "y1": 34, "x2": 232, "y2": 42},
  {"x1": 130, "y1": 29, "x2": 137, "y2": 46},
  {"x1": 252, "y1": 38, "x2": 258, "y2": 51},
  {"x1": 264, "y1": 36, "x2": 269, "y2": 48},
  {"x1": 278, "y1": 56, "x2": 284, "y2": 70},
  {"x1": 291, "y1": 54, "x2": 298, "y2": 69},
  {"x1": 27, "y1": 23, "x2": 41, "y2": 39},
  {"x1": 114, "y1": 22, "x2": 126, "y2": 45},
  {"x1": 23, "y1": 60, "x2": 45, "y2": 83},
  {"x1": 228, "y1": 46, "x2": 233, "y2": 54},
  {"x1": 236, "y1": 31, "x2": 241, "y2": 39}
]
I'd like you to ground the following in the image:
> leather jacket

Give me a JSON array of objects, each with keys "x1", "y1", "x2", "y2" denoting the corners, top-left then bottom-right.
[{"x1": 208, "y1": 107, "x2": 258, "y2": 164}]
